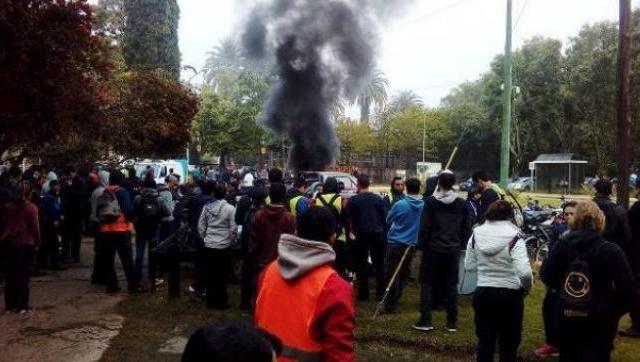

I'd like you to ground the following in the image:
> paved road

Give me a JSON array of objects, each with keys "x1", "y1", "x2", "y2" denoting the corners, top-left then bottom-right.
[{"x1": 0, "y1": 238, "x2": 126, "y2": 362}]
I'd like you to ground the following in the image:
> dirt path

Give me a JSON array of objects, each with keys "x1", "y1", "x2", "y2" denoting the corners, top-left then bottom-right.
[{"x1": 0, "y1": 238, "x2": 126, "y2": 362}]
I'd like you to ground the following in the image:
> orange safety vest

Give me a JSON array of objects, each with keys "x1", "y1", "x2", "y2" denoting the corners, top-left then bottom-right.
[{"x1": 255, "y1": 261, "x2": 336, "y2": 362}]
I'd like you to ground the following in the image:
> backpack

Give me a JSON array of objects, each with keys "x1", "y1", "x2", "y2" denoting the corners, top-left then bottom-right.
[
  {"x1": 559, "y1": 242, "x2": 605, "y2": 318},
  {"x1": 138, "y1": 194, "x2": 160, "y2": 220},
  {"x1": 97, "y1": 189, "x2": 121, "y2": 223},
  {"x1": 317, "y1": 194, "x2": 343, "y2": 236}
]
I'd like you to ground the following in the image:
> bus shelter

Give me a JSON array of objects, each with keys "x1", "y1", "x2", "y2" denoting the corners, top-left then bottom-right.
[{"x1": 531, "y1": 153, "x2": 587, "y2": 193}]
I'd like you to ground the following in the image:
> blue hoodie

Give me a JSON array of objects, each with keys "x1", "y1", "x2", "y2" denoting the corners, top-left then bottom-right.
[{"x1": 386, "y1": 195, "x2": 425, "y2": 246}]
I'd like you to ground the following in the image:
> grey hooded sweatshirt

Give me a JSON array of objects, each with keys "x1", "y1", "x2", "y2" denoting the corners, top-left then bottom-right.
[
  {"x1": 198, "y1": 199, "x2": 237, "y2": 250},
  {"x1": 464, "y1": 220, "x2": 533, "y2": 291},
  {"x1": 276, "y1": 234, "x2": 336, "y2": 280},
  {"x1": 90, "y1": 170, "x2": 110, "y2": 224}
]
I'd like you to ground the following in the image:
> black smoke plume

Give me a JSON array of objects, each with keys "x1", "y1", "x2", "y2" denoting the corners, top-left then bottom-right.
[{"x1": 242, "y1": 0, "x2": 407, "y2": 171}]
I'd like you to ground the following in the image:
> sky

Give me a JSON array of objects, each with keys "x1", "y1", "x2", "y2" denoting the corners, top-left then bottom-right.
[{"x1": 178, "y1": 0, "x2": 637, "y2": 110}]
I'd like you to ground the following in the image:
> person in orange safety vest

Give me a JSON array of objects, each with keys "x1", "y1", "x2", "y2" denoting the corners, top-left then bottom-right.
[{"x1": 255, "y1": 206, "x2": 355, "y2": 362}]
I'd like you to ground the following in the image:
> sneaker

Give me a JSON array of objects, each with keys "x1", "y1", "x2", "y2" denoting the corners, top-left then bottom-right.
[
  {"x1": 535, "y1": 343, "x2": 559, "y2": 358},
  {"x1": 445, "y1": 323, "x2": 457, "y2": 333},
  {"x1": 412, "y1": 321, "x2": 435, "y2": 332},
  {"x1": 619, "y1": 327, "x2": 640, "y2": 338}
]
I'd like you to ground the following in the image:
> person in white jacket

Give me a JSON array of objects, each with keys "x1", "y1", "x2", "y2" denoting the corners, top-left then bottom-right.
[
  {"x1": 198, "y1": 181, "x2": 237, "y2": 309},
  {"x1": 465, "y1": 200, "x2": 533, "y2": 362}
]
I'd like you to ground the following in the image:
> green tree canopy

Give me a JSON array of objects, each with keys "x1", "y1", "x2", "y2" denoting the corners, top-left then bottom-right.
[{"x1": 122, "y1": 0, "x2": 181, "y2": 78}]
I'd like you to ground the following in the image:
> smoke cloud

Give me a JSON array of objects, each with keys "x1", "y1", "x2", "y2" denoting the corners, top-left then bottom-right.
[{"x1": 242, "y1": 0, "x2": 410, "y2": 171}]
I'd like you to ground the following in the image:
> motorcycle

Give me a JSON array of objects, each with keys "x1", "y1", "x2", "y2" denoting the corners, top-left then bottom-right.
[{"x1": 507, "y1": 191, "x2": 560, "y2": 264}]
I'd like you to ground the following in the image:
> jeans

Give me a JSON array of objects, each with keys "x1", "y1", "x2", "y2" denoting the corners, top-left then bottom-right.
[
  {"x1": 419, "y1": 251, "x2": 459, "y2": 325},
  {"x1": 354, "y1": 232, "x2": 386, "y2": 300},
  {"x1": 333, "y1": 239, "x2": 350, "y2": 279},
  {"x1": 102, "y1": 232, "x2": 136, "y2": 291},
  {"x1": 383, "y1": 243, "x2": 414, "y2": 312},
  {"x1": 473, "y1": 287, "x2": 524, "y2": 362},
  {"x1": 61, "y1": 218, "x2": 83, "y2": 262},
  {"x1": 240, "y1": 256, "x2": 256, "y2": 308},
  {"x1": 92, "y1": 230, "x2": 109, "y2": 284},
  {"x1": 204, "y1": 248, "x2": 231, "y2": 309},
  {"x1": 37, "y1": 224, "x2": 60, "y2": 268},
  {"x1": 134, "y1": 224, "x2": 159, "y2": 284},
  {"x1": 4, "y1": 245, "x2": 34, "y2": 311},
  {"x1": 542, "y1": 288, "x2": 559, "y2": 346}
]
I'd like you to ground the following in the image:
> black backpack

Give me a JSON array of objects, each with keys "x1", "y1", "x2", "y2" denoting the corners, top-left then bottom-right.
[
  {"x1": 559, "y1": 242, "x2": 605, "y2": 318},
  {"x1": 138, "y1": 194, "x2": 161, "y2": 220},
  {"x1": 317, "y1": 194, "x2": 343, "y2": 236}
]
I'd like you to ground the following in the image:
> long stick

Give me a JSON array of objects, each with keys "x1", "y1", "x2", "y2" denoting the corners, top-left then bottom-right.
[
  {"x1": 372, "y1": 245, "x2": 413, "y2": 319},
  {"x1": 444, "y1": 146, "x2": 459, "y2": 170}
]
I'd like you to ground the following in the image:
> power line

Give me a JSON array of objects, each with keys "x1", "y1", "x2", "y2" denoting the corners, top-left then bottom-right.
[
  {"x1": 513, "y1": 0, "x2": 529, "y2": 31},
  {"x1": 390, "y1": 0, "x2": 478, "y2": 31}
]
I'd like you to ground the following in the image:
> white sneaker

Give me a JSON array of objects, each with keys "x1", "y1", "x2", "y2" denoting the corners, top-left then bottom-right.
[{"x1": 412, "y1": 323, "x2": 435, "y2": 332}]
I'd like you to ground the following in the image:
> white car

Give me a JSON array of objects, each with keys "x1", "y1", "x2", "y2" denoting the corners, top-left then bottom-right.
[{"x1": 508, "y1": 177, "x2": 533, "y2": 192}]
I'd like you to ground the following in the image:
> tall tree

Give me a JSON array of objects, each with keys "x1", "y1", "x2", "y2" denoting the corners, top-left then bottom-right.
[
  {"x1": 122, "y1": 0, "x2": 181, "y2": 78},
  {"x1": 389, "y1": 90, "x2": 424, "y2": 113},
  {"x1": 0, "y1": 0, "x2": 112, "y2": 159},
  {"x1": 193, "y1": 91, "x2": 264, "y2": 167},
  {"x1": 203, "y1": 37, "x2": 244, "y2": 93},
  {"x1": 351, "y1": 69, "x2": 389, "y2": 124},
  {"x1": 565, "y1": 21, "x2": 618, "y2": 175},
  {"x1": 104, "y1": 71, "x2": 198, "y2": 159}
]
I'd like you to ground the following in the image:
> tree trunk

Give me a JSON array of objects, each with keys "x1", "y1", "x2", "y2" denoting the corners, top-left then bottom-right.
[
  {"x1": 220, "y1": 151, "x2": 226, "y2": 169},
  {"x1": 360, "y1": 99, "x2": 370, "y2": 124}
]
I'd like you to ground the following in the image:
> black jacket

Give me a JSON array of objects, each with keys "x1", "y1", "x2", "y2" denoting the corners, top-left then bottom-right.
[
  {"x1": 593, "y1": 195, "x2": 632, "y2": 252},
  {"x1": 418, "y1": 194, "x2": 472, "y2": 253},
  {"x1": 627, "y1": 200, "x2": 640, "y2": 277},
  {"x1": 348, "y1": 192, "x2": 387, "y2": 235},
  {"x1": 61, "y1": 182, "x2": 87, "y2": 222},
  {"x1": 541, "y1": 230, "x2": 633, "y2": 345},
  {"x1": 477, "y1": 188, "x2": 500, "y2": 224}
]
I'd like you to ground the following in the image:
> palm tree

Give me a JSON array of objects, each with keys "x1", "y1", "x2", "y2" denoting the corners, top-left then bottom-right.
[
  {"x1": 351, "y1": 69, "x2": 389, "y2": 124},
  {"x1": 203, "y1": 37, "x2": 244, "y2": 92},
  {"x1": 389, "y1": 90, "x2": 424, "y2": 112}
]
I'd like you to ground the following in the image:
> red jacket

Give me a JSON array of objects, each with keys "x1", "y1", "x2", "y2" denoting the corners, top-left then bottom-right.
[
  {"x1": 0, "y1": 201, "x2": 40, "y2": 247},
  {"x1": 249, "y1": 204, "x2": 295, "y2": 268}
]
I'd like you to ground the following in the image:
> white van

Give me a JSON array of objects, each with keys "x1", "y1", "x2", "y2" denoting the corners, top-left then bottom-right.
[{"x1": 134, "y1": 160, "x2": 186, "y2": 185}]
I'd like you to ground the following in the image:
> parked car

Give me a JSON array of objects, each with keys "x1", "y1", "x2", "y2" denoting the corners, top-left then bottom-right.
[
  {"x1": 507, "y1": 177, "x2": 533, "y2": 192},
  {"x1": 301, "y1": 171, "x2": 358, "y2": 196}
]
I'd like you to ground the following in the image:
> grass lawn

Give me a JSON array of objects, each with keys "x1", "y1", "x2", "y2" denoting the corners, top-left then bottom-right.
[{"x1": 100, "y1": 264, "x2": 639, "y2": 361}]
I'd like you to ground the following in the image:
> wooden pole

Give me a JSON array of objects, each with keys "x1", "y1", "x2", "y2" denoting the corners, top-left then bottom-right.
[{"x1": 617, "y1": 0, "x2": 632, "y2": 209}]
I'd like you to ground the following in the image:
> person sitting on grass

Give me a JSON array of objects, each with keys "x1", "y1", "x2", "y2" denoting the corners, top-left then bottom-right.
[{"x1": 182, "y1": 321, "x2": 281, "y2": 362}]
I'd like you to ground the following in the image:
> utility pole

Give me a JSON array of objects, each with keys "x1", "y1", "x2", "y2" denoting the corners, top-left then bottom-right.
[
  {"x1": 500, "y1": 0, "x2": 513, "y2": 187},
  {"x1": 617, "y1": 0, "x2": 631, "y2": 209}
]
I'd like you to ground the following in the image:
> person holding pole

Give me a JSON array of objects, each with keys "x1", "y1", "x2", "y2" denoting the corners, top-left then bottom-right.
[{"x1": 382, "y1": 177, "x2": 424, "y2": 314}]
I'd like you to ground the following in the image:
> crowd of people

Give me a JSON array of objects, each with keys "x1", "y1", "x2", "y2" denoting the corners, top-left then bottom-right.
[{"x1": 1, "y1": 163, "x2": 640, "y2": 362}]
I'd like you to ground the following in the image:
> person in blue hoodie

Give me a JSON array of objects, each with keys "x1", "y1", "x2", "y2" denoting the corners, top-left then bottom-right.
[
  {"x1": 383, "y1": 177, "x2": 424, "y2": 313},
  {"x1": 38, "y1": 179, "x2": 64, "y2": 270}
]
